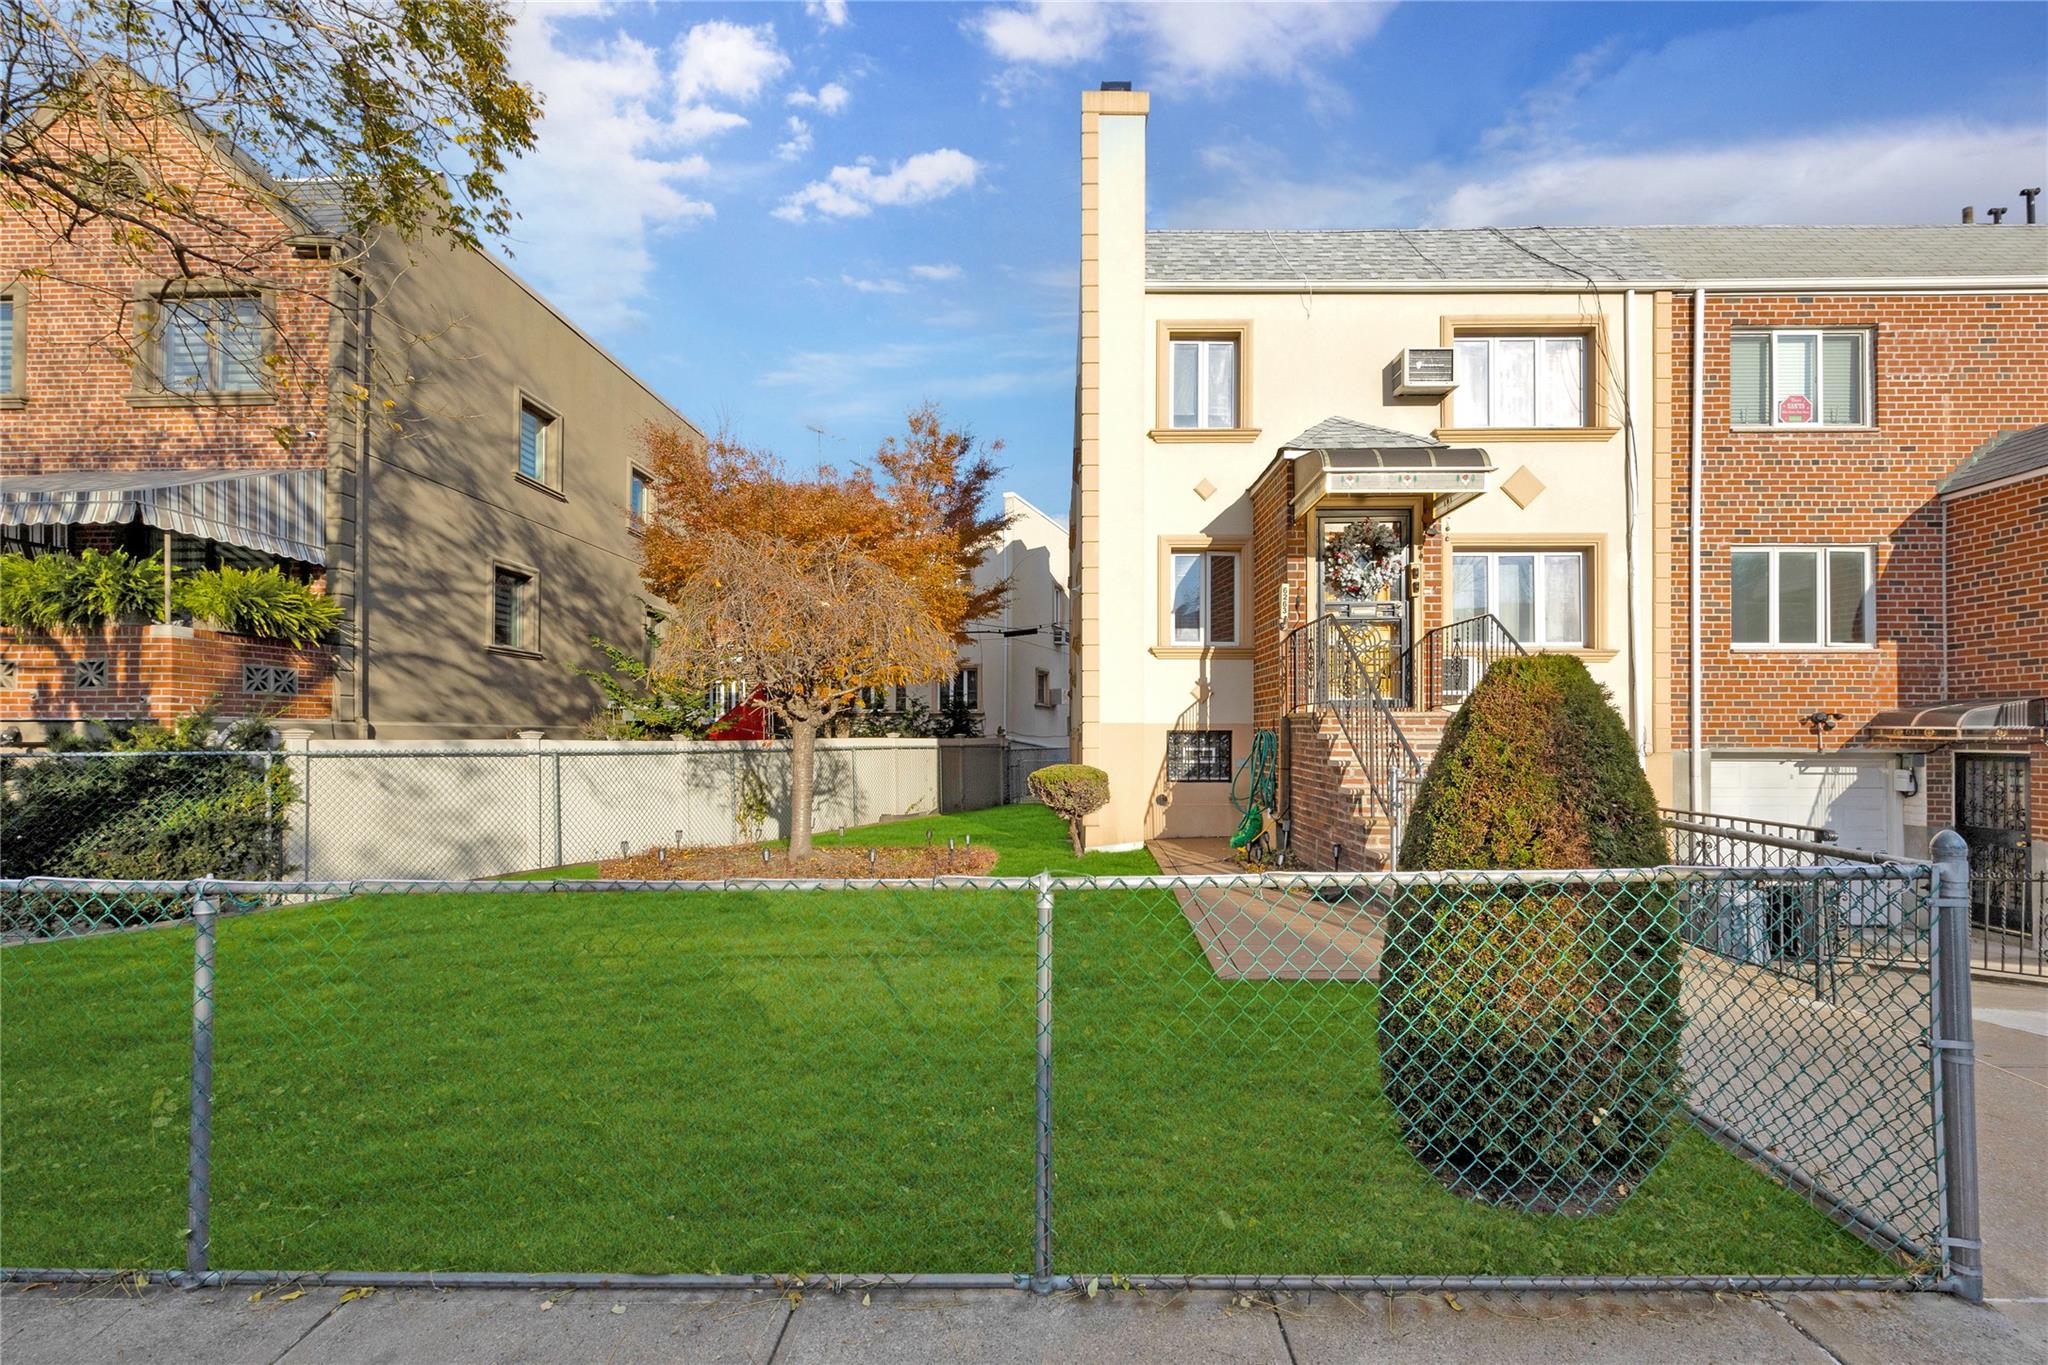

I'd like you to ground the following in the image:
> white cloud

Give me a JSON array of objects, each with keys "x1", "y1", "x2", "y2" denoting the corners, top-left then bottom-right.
[
  {"x1": 1166, "y1": 120, "x2": 2048, "y2": 233},
  {"x1": 774, "y1": 148, "x2": 982, "y2": 222},
  {"x1": 973, "y1": 2, "x2": 1392, "y2": 85},
  {"x1": 673, "y1": 20, "x2": 789, "y2": 104},
  {"x1": 499, "y1": 6, "x2": 724, "y2": 331},
  {"x1": 806, "y1": 0, "x2": 849, "y2": 29},
  {"x1": 787, "y1": 81, "x2": 852, "y2": 115},
  {"x1": 776, "y1": 116, "x2": 814, "y2": 161},
  {"x1": 909, "y1": 263, "x2": 963, "y2": 281},
  {"x1": 1433, "y1": 121, "x2": 2048, "y2": 227},
  {"x1": 840, "y1": 273, "x2": 908, "y2": 294}
]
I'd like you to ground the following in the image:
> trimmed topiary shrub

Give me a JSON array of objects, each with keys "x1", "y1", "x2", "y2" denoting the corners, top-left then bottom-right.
[
  {"x1": 1028, "y1": 763, "x2": 1109, "y2": 857},
  {"x1": 1379, "y1": 654, "x2": 1681, "y2": 1213}
]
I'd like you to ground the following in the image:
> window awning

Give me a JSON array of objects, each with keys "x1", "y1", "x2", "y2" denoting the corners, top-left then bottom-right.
[
  {"x1": 1867, "y1": 696, "x2": 2045, "y2": 738},
  {"x1": 0, "y1": 467, "x2": 325, "y2": 565},
  {"x1": 1279, "y1": 418, "x2": 1493, "y2": 519}
]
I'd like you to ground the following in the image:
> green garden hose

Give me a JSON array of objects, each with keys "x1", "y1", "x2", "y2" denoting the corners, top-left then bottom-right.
[{"x1": 1229, "y1": 729, "x2": 1279, "y2": 850}]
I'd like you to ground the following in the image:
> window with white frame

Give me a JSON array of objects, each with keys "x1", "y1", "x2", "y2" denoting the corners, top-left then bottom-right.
[
  {"x1": 160, "y1": 295, "x2": 265, "y2": 393},
  {"x1": 1453, "y1": 335, "x2": 1586, "y2": 428},
  {"x1": 1168, "y1": 337, "x2": 1239, "y2": 429},
  {"x1": 1730, "y1": 546, "x2": 1873, "y2": 647},
  {"x1": 1451, "y1": 550, "x2": 1587, "y2": 647},
  {"x1": 518, "y1": 400, "x2": 558, "y2": 485},
  {"x1": 944, "y1": 666, "x2": 981, "y2": 711},
  {"x1": 1168, "y1": 548, "x2": 1239, "y2": 647},
  {"x1": 1730, "y1": 329, "x2": 1870, "y2": 427},
  {"x1": 629, "y1": 468, "x2": 651, "y2": 528},
  {"x1": 491, "y1": 565, "x2": 536, "y2": 651}
]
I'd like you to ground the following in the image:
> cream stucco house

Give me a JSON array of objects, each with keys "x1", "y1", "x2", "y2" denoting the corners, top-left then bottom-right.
[{"x1": 1070, "y1": 86, "x2": 1661, "y2": 863}]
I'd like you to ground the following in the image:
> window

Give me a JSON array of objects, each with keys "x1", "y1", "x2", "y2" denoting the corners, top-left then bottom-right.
[
  {"x1": 629, "y1": 468, "x2": 651, "y2": 529},
  {"x1": 944, "y1": 666, "x2": 980, "y2": 711},
  {"x1": 518, "y1": 400, "x2": 558, "y2": 485},
  {"x1": 1168, "y1": 549, "x2": 1239, "y2": 647},
  {"x1": 0, "y1": 291, "x2": 19, "y2": 399},
  {"x1": 1166, "y1": 730, "x2": 1232, "y2": 783},
  {"x1": 1730, "y1": 547, "x2": 1873, "y2": 647},
  {"x1": 1168, "y1": 337, "x2": 1239, "y2": 429},
  {"x1": 491, "y1": 566, "x2": 536, "y2": 652},
  {"x1": 159, "y1": 295, "x2": 265, "y2": 393},
  {"x1": 1035, "y1": 668, "x2": 1053, "y2": 707},
  {"x1": 1451, "y1": 551, "x2": 1587, "y2": 647},
  {"x1": 1730, "y1": 330, "x2": 1870, "y2": 427},
  {"x1": 1453, "y1": 335, "x2": 1586, "y2": 428}
]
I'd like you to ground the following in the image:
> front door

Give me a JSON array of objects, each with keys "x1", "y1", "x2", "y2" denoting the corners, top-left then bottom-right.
[
  {"x1": 1315, "y1": 510, "x2": 1412, "y2": 703},
  {"x1": 1956, "y1": 754, "x2": 2033, "y2": 936}
]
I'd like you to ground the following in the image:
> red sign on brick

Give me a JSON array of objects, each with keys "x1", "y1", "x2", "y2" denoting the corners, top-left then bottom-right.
[{"x1": 1778, "y1": 393, "x2": 1813, "y2": 423}]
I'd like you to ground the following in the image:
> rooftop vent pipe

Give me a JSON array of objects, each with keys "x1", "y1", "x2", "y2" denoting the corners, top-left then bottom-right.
[{"x1": 2023, "y1": 188, "x2": 2042, "y2": 224}]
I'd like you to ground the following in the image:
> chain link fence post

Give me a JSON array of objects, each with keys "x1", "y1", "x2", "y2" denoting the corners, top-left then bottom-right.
[
  {"x1": 1032, "y1": 870, "x2": 1055, "y2": 1293},
  {"x1": 184, "y1": 881, "x2": 219, "y2": 1289},
  {"x1": 1931, "y1": 829, "x2": 1983, "y2": 1303}
]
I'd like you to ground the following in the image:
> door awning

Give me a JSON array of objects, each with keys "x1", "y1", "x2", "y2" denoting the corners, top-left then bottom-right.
[
  {"x1": 1867, "y1": 696, "x2": 2045, "y2": 738},
  {"x1": 0, "y1": 467, "x2": 326, "y2": 565},
  {"x1": 1278, "y1": 417, "x2": 1492, "y2": 518}
]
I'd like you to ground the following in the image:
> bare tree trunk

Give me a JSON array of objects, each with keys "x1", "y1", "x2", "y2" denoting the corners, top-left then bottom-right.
[
  {"x1": 1068, "y1": 817, "x2": 1084, "y2": 859},
  {"x1": 787, "y1": 716, "x2": 820, "y2": 861}
]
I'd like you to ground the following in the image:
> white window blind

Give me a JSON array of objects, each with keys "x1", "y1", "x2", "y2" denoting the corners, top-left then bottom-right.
[
  {"x1": 1168, "y1": 339, "x2": 1239, "y2": 429},
  {"x1": 1729, "y1": 547, "x2": 1873, "y2": 646},
  {"x1": 492, "y1": 568, "x2": 532, "y2": 650},
  {"x1": 1451, "y1": 551, "x2": 1587, "y2": 647},
  {"x1": 519, "y1": 404, "x2": 553, "y2": 483},
  {"x1": 1731, "y1": 330, "x2": 1870, "y2": 426},
  {"x1": 161, "y1": 297, "x2": 263, "y2": 393},
  {"x1": 1453, "y1": 335, "x2": 1586, "y2": 428},
  {"x1": 0, "y1": 299, "x2": 13, "y2": 393}
]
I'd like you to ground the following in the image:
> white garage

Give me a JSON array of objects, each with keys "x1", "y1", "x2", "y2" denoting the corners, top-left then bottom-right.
[{"x1": 1708, "y1": 752, "x2": 1903, "y2": 855}]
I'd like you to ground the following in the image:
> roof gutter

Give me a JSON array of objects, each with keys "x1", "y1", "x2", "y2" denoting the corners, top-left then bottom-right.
[{"x1": 1144, "y1": 277, "x2": 2048, "y2": 295}]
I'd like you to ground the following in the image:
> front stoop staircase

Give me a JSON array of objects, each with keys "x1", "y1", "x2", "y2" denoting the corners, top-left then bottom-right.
[{"x1": 1286, "y1": 613, "x2": 1523, "y2": 871}]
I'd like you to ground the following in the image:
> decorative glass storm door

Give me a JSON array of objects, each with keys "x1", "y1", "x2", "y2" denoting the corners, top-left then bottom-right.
[
  {"x1": 1315, "y1": 510, "x2": 1411, "y2": 704},
  {"x1": 1957, "y1": 754, "x2": 2033, "y2": 937}
]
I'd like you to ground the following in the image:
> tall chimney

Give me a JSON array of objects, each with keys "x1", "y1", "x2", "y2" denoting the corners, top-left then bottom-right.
[
  {"x1": 2023, "y1": 188, "x2": 2042, "y2": 224},
  {"x1": 1961, "y1": 206, "x2": 1975, "y2": 224}
]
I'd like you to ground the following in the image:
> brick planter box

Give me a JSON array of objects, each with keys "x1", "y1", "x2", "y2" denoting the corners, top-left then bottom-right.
[{"x1": 0, "y1": 623, "x2": 334, "y2": 725}]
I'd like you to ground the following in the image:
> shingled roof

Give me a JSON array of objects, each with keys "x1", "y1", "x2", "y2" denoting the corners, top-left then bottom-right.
[
  {"x1": 1147, "y1": 224, "x2": 2048, "y2": 285},
  {"x1": 1940, "y1": 424, "x2": 2048, "y2": 497}
]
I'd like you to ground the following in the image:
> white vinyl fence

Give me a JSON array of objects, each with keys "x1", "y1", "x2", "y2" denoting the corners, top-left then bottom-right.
[{"x1": 281, "y1": 736, "x2": 1012, "y2": 881}]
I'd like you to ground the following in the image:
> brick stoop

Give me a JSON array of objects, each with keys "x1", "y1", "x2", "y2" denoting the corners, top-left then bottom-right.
[{"x1": 1284, "y1": 707, "x2": 1450, "y2": 872}]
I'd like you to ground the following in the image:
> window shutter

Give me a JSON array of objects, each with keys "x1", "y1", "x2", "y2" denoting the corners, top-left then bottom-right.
[
  {"x1": 1729, "y1": 334, "x2": 1769, "y2": 425},
  {"x1": 1821, "y1": 333, "x2": 1863, "y2": 424}
]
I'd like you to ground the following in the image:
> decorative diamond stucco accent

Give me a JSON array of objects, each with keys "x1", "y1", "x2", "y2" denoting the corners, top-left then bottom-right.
[{"x1": 1502, "y1": 465, "x2": 1545, "y2": 509}]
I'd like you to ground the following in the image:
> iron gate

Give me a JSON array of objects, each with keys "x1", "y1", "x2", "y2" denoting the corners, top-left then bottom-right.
[{"x1": 1956, "y1": 754, "x2": 2033, "y2": 936}]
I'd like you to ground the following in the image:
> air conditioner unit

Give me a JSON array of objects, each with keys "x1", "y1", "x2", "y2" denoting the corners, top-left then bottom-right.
[
  {"x1": 1048, "y1": 687, "x2": 1064, "y2": 708},
  {"x1": 1051, "y1": 624, "x2": 1071, "y2": 646},
  {"x1": 1394, "y1": 346, "x2": 1458, "y2": 396},
  {"x1": 1441, "y1": 654, "x2": 1479, "y2": 699}
]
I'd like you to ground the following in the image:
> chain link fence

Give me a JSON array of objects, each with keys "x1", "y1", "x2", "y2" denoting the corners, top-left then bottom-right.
[{"x1": 0, "y1": 851, "x2": 1982, "y2": 1299}]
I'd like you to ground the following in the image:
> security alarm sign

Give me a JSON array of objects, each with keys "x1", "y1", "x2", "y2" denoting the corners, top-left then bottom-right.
[{"x1": 1778, "y1": 393, "x2": 1813, "y2": 423}]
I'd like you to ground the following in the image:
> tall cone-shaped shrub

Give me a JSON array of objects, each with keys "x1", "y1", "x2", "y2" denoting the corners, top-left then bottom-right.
[{"x1": 1379, "y1": 655, "x2": 1682, "y2": 1213}]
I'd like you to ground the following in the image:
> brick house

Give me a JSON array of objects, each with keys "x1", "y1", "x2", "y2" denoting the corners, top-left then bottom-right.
[
  {"x1": 1655, "y1": 264, "x2": 2047, "y2": 914},
  {"x1": 1067, "y1": 85, "x2": 2048, "y2": 890},
  {"x1": 2, "y1": 91, "x2": 697, "y2": 740}
]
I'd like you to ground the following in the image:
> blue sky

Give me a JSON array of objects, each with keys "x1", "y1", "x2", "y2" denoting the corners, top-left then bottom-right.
[{"x1": 494, "y1": 1, "x2": 2048, "y2": 518}]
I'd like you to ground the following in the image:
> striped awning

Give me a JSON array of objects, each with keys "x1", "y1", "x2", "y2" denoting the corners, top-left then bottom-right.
[{"x1": 0, "y1": 467, "x2": 325, "y2": 564}]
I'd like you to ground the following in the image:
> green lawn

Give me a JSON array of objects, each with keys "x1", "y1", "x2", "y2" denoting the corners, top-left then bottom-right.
[
  {"x1": 501, "y1": 802, "x2": 1164, "y2": 880},
  {"x1": 1, "y1": 807, "x2": 1894, "y2": 1279}
]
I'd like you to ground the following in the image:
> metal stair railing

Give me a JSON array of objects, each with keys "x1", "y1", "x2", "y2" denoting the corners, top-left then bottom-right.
[
  {"x1": 1285, "y1": 613, "x2": 1426, "y2": 868},
  {"x1": 1400, "y1": 613, "x2": 1526, "y2": 712}
]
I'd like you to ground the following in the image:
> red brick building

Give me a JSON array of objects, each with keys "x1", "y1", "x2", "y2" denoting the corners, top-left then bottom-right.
[
  {"x1": 1651, "y1": 238, "x2": 2047, "y2": 926},
  {"x1": 3, "y1": 89, "x2": 696, "y2": 740}
]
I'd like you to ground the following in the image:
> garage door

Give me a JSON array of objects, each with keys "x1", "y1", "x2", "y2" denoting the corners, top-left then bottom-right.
[{"x1": 1709, "y1": 753, "x2": 1901, "y2": 855}]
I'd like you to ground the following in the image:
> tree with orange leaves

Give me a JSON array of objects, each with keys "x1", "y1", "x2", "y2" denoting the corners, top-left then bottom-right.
[{"x1": 638, "y1": 405, "x2": 1009, "y2": 859}]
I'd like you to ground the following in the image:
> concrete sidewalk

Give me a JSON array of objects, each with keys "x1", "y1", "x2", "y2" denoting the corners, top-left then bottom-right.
[{"x1": 4, "y1": 1281, "x2": 2044, "y2": 1365}]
